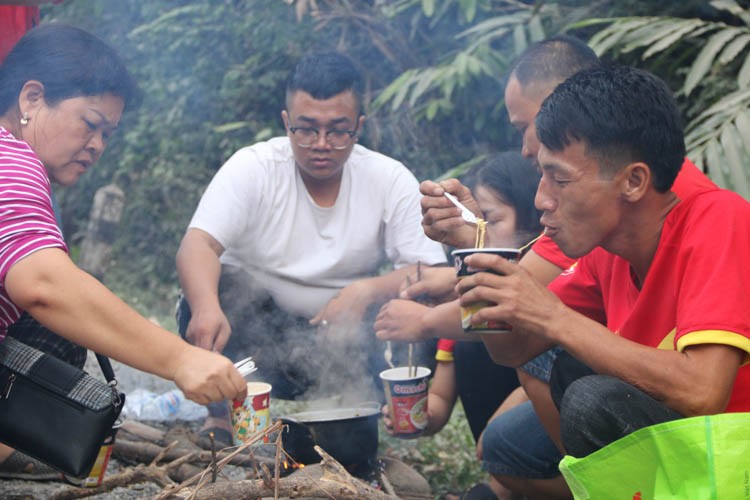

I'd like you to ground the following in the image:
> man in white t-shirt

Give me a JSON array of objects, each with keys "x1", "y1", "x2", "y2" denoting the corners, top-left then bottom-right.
[{"x1": 176, "y1": 51, "x2": 447, "y2": 445}]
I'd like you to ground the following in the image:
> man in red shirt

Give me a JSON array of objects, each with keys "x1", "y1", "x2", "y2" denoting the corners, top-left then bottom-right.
[{"x1": 457, "y1": 65, "x2": 750, "y2": 496}]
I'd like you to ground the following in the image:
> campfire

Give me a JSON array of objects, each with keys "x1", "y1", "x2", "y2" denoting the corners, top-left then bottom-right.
[{"x1": 43, "y1": 418, "x2": 431, "y2": 500}]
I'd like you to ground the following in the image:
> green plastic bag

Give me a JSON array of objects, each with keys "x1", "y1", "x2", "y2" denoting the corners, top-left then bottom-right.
[{"x1": 559, "y1": 413, "x2": 750, "y2": 499}]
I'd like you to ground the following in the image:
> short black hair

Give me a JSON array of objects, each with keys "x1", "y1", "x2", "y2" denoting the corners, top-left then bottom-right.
[
  {"x1": 0, "y1": 24, "x2": 141, "y2": 114},
  {"x1": 285, "y1": 51, "x2": 364, "y2": 114},
  {"x1": 508, "y1": 35, "x2": 601, "y2": 89},
  {"x1": 471, "y1": 152, "x2": 542, "y2": 237},
  {"x1": 536, "y1": 65, "x2": 685, "y2": 192}
]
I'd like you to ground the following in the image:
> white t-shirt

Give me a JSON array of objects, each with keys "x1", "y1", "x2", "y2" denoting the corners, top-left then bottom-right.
[{"x1": 189, "y1": 137, "x2": 447, "y2": 318}]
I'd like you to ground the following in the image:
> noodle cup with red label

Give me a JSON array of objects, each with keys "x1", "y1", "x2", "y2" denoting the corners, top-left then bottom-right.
[
  {"x1": 380, "y1": 366, "x2": 431, "y2": 438},
  {"x1": 231, "y1": 381, "x2": 272, "y2": 445},
  {"x1": 452, "y1": 247, "x2": 521, "y2": 334}
]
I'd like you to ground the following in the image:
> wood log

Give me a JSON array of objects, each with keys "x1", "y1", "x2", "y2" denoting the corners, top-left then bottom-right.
[
  {"x1": 119, "y1": 419, "x2": 167, "y2": 443},
  {"x1": 48, "y1": 463, "x2": 174, "y2": 500},
  {"x1": 114, "y1": 439, "x2": 274, "y2": 468},
  {"x1": 169, "y1": 446, "x2": 400, "y2": 500}
]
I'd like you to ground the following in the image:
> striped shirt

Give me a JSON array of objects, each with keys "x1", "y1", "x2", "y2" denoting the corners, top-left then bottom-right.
[{"x1": 0, "y1": 126, "x2": 67, "y2": 340}]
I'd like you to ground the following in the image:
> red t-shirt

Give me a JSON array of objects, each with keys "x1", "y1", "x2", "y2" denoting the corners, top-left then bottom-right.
[
  {"x1": 549, "y1": 189, "x2": 750, "y2": 412},
  {"x1": 532, "y1": 158, "x2": 717, "y2": 270}
]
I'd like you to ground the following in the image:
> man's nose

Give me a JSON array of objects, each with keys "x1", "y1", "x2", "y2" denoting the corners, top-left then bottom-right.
[
  {"x1": 535, "y1": 177, "x2": 555, "y2": 212},
  {"x1": 312, "y1": 131, "x2": 332, "y2": 150}
]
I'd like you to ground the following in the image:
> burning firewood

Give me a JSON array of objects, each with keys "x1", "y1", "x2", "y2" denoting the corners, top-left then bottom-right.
[
  {"x1": 168, "y1": 445, "x2": 400, "y2": 500},
  {"x1": 44, "y1": 419, "x2": 427, "y2": 499}
]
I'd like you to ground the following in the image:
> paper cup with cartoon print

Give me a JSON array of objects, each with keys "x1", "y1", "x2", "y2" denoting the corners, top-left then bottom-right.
[
  {"x1": 380, "y1": 367, "x2": 430, "y2": 438},
  {"x1": 231, "y1": 381, "x2": 272, "y2": 445},
  {"x1": 452, "y1": 247, "x2": 521, "y2": 333}
]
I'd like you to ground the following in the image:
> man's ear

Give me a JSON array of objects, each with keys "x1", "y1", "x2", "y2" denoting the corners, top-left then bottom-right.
[
  {"x1": 281, "y1": 109, "x2": 289, "y2": 129},
  {"x1": 18, "y1": 80, "x2": 45, "y2": 116},
  {"x1": 621, "y1": 162, "x2": 651, "y2": 202},
  {"x1": 355, "y1": 114, "x2": 365, "y2": 142}
]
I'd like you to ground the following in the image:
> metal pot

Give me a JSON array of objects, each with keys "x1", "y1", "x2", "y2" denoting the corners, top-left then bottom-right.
[{"x1": 280, "y1": 404, "x2": 380, "y2": 467}]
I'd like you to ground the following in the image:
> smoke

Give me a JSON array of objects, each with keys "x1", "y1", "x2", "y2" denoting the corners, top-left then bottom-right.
[{"x1": 216, "y1": 266, "x2": 390, "y2": 407}]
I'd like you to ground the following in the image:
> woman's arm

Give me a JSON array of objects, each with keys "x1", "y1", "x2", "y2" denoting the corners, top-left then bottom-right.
[
  {"x1": 5, "y1": 248, "x2": 246, "y2": 405},
  {"x1": 422, "y1": 360, "x2": 459, "y2": 436}
]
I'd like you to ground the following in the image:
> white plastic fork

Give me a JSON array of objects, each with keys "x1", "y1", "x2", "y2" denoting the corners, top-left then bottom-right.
[
  {"x1": 444, "y1": 192, "x2": 478, "y2": 224},
  {"x1": 234, "y1": 356, "x2": 257, "y2": 378}
]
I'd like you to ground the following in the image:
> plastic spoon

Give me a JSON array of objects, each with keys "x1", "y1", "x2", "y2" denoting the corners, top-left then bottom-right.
[{"x1": 444, "y1": 192, "x2": 478, "y2": 224}]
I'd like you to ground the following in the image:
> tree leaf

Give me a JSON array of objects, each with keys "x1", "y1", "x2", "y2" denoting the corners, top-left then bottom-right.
[
  {"x1": 513, "y1": 23, "x2": 527, "y2": 56},
  {"x1": 738, "y1": 53, "x2": 750, "y2": 87},
  {"x1": 642, "y1": 19, "x2": 706, "y2": 59},
  {"x1": 720, "y1": 125, "x2": 750, "y2": 196},
  {"x1": 684, "y1": 27, "x2": 742, "y2": 95},
  {"x1": 459, "y1": 0, "x2": 477, "y2": 23},
  {"x1": 421, "y1": 0, "x2": 435, "y2": 17},
  {"x1": 528, "y1": 14, "x2": 545, "y2": 42},
  {"x1": 458, "y1": 11, "x2": 530, "y2": 39},
  {"x1": 588, "y1": 18, "x2": 655, "y2": 56},
  {"x1": 705, "y1": 139, "x2": 729, "y2": 189},
  {"x1": 711, "y1": 0, "x2": 750, "y2": 25},
  {"x1": 409, "y1": 68, "x2": 440, "y2": 107},
  {"x1": 719, "y1": 33, "x2": 750, "y2": 65},
  {"x1": 620, "y1": 19, "x2": 684, "y2": 54},
  {"x1": 695, "y1": 88, "x2": 750, "y2": 118}
]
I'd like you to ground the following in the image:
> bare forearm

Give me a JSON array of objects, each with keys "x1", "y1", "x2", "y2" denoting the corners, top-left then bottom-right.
[
  {"x1": 176, "y1": 229, "x2": 223, "y2": 312},
  {"x1": 423, "y1": 362, "x2": 458, "y2": 435},
  {"x1": 7, "y1": 250, "x2": 188, "y2": 380},
  {"x1": 518, "y1": 249, "x2": 564, "y2": 286},
  {"x1": 422, "y1": 300, "x2": 477, "y2": 341}
]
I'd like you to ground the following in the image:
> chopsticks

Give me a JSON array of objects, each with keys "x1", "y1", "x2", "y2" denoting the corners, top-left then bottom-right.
[
  {"x1": 408, "y1": 343, "x2": 415, "y2": 378},
  {"x1": 407, "y1": 261, "x2": 422, "y2": 378}
]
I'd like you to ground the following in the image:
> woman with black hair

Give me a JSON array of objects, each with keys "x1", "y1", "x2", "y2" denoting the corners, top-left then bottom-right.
[{"x1": 0, "y1": 24, "x2": 246, "y2": 475}]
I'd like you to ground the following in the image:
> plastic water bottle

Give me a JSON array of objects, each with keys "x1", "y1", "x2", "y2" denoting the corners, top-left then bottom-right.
[{"x1": 122, "y1": 388, "x2": 207, "y2": 421}]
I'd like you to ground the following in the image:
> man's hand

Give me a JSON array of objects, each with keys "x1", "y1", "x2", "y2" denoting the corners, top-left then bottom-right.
[
  {"x1": 310, "y1": 281, "x2": 374, "y2": 335},
  {"x1": 374, "y1": 299, "x2": 431, "y2": 342},
  {"x1": 454, "y1": 252, "x2": 565, "y2": 338},
  {"x1": 171, "y1": 345, "x2": 247, "y2": 405},
  {"x1": 420, "y1": 179, "x2": 479, "y2": 248},
  {"x1": 381, "y1": 404, "x2": 396, "y2": 435},
  {"x1": 185, "y1": 305, "x2": 232, "y2": 353}
]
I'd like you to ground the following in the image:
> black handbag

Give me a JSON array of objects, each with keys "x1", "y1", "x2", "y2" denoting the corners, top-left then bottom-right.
[{"x1": 0, "y1": 336, "x2": 125, "y2": 478}]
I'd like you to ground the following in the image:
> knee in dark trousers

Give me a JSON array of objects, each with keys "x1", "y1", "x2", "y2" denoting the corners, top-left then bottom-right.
[{"x1": 558, "y1": 374, "x2": 684, "y2": 458}]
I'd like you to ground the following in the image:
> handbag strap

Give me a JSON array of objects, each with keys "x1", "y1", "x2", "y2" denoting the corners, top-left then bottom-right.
[{"x1": 94, "y1": 353, "x2": 116, "y2": 384}]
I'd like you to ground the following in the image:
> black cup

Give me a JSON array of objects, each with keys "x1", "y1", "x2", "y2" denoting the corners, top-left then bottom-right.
[{"x1": 452, "y1": 247, "x2": 521, "y2": 333}]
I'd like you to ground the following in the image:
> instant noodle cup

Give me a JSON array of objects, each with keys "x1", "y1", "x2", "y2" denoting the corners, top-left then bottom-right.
[
  {"x1": 452, "y1": 247, "x2": 521, "y2": 333},
  {"x1": 231, "y1": 381, "x2": 272, "y2": 445},
  {"x1": 380, "y1": 366, "x2": 431, "y2": 438}
]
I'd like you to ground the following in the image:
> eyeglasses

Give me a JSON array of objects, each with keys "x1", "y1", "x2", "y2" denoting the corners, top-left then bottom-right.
[{"x1": 287, "y1": 122, "x2": 359, "y2": 150}]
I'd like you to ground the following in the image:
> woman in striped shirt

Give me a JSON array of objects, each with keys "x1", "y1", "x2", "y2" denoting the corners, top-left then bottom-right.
[{"x1": 0, "y1": 24, "x2": 246, "y2": 473}]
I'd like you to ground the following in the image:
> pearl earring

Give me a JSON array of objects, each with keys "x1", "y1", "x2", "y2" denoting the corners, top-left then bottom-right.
[{"x1": 20, "y1": 112, "x2": 29, "y2": 126}]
